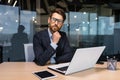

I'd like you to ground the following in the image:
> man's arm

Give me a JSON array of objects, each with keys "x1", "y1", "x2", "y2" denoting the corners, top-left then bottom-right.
[
  {"x1": 33, "y1": 33, "x2": 55, "y2": 66},
  {"x1": 55, "y1": 33, "x2": 74, "y2": 63}
]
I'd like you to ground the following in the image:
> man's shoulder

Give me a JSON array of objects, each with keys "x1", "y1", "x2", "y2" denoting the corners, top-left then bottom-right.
[
  {"x1": 59, "y1": 31, "x2": 66, "y2": 35},
  {"x1": 35, "y1": 29, "x2": 47, "y2": 35},
  {"x1": 33, "y1": 29, "x2": 48, "y2": 39}
]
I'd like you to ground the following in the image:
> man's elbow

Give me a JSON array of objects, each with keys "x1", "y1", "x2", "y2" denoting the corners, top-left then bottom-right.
[{"x1": 34, "y1": 59, "x2": 46, "y2": 66}]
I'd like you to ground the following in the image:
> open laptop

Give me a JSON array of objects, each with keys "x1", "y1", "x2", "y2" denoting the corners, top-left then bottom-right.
[{"x1": 48, "y1": 46, "x2": 106, "y2": 75}]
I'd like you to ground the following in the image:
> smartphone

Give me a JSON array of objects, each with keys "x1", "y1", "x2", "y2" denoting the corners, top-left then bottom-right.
[{"x1": 33, "y1": 70, "x2": 57, "y2": 80}]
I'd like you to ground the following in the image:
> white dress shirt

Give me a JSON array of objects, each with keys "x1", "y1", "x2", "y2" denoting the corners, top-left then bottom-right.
[{"x1": 48, "y1": 28, "x2": 57, "y2": 63}]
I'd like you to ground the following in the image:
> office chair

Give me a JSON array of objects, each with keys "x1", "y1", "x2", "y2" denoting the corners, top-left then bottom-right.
[{"x1": 24, "y1": 43, "x2": 35, "y2": 62}]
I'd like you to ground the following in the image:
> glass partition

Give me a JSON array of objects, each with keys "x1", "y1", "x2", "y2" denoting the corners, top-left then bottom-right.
[{"x1": 0, "y1": 0, "x2": 120, "y2": 61}]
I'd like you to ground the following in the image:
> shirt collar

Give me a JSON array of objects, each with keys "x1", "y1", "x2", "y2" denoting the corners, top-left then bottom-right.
[{"x1": 48, "y1": 28, "x2": 52, "y2": 38}]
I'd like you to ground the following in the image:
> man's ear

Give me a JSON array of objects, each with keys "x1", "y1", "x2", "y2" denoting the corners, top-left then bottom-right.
[{"x1": 48, "y1": 17, "x2": 50, "y2": 23}]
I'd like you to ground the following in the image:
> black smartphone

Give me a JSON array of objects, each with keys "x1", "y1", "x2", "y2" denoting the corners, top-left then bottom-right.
[{"x1": 33, "y1": 70, "x2": 56, "y2": 80}]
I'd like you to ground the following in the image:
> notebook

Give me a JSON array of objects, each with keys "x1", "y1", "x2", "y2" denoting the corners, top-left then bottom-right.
[{"x1": 48, "y1": 46, "x2": 106, "y2": 75}]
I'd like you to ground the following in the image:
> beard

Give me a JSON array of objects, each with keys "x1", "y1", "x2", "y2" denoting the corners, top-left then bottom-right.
[{"x1": 51, "y1": 24, "x2": 61, "y2": 33}]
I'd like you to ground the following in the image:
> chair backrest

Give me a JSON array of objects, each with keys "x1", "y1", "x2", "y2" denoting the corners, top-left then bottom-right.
[{"x1": 24, "y1": 43, "x2": 35, "y2": 62}]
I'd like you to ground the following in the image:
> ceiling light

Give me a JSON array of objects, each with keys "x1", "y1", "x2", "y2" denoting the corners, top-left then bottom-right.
[
  {"x1": 13, "y1": 0, "x2": 17, "y2": 7},
  {"x1": 8, "y1": 0, "x2": 11, "y2": 3}
]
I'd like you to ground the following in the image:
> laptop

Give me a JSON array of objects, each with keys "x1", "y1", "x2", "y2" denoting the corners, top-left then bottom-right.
[{"x1": 48, "y1": 46, "x2": 106, "y2": 75}]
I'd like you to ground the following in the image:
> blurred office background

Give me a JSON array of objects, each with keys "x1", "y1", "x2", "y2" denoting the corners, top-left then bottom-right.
[{"x1": 0, "y1": 0, "x2": 120, "y2": 62}]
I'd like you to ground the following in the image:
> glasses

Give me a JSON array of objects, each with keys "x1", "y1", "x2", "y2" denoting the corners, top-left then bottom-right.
[{"x1": 51, "y1": 17, "x2": 63, "y2": 24}]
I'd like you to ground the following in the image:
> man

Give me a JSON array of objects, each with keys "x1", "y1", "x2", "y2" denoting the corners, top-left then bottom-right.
[
  {"x1": 11, "y1": 25, "x2": 28, "y2": 61},
  {"x1": 33, "y1": 8, "x2": 74, "y2": 66}
]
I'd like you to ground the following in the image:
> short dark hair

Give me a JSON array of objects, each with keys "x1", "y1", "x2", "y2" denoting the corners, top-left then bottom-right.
[{"x1": 49, "y1": 8, "x2": 66, "y2": 22}]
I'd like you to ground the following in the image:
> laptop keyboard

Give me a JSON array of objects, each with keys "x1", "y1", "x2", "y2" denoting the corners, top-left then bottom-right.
[{"x1": 57, "y1": 66, "x2": 68, "y2": 71}]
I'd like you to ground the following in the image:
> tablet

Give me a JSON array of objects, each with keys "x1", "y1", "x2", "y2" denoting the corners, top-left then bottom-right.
[{"x1": 33, "y1": 70, "x2": 57, "y2": 80}]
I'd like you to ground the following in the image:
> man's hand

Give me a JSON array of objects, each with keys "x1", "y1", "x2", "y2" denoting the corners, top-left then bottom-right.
[{"x1": 52, "y1": 31, "x2": 61, "y2": 44}]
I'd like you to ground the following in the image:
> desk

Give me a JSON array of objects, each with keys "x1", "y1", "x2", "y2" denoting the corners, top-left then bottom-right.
[{"x1": 0, "y1": 62, "x2": 120, "y2": 80}]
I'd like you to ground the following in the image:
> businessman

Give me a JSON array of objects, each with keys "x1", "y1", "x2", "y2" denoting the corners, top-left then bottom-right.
[{"x1": 33, "y1": 8, "x2": 74, "y2": 66}]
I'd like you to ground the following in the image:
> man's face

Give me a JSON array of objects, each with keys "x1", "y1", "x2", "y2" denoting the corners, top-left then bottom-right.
[{"x1": 48, "y1": 13, "x2": 63, "y2": 33}]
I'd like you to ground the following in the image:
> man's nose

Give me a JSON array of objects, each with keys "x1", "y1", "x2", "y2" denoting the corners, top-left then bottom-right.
[{"x1": 55, "y1": 20, "x2": 58, "y2": 25}]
